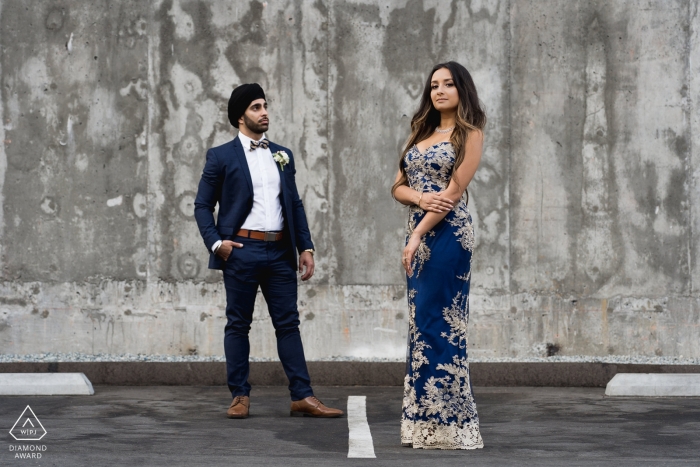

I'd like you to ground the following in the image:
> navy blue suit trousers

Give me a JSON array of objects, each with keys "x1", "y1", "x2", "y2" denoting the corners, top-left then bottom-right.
[{"x1": 223, "y1": 235, "x2": 313, "y2": 401}]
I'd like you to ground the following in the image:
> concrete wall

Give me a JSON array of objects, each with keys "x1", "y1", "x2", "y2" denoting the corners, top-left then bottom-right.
[{"x1": 1, "y1": 0, "x2": 698, "y2": 360}]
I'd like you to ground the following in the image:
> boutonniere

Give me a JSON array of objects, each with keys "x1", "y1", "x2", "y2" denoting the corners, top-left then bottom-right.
[{"x1": 272, "y1": 150, "x2": 290, "y2": 171}]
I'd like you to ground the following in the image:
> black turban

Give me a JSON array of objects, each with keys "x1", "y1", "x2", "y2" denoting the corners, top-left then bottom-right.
[{"x1": 227, "y1": 83, "x2": 266, "y2": 128}]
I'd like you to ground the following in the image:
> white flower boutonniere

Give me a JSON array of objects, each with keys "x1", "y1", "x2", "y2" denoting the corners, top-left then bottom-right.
[{"x1": 272, "y1": 150, "x2": 290, "y2": 171}]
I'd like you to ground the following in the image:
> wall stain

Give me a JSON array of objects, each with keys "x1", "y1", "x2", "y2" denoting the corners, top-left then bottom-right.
[
  {"x1": 575, "y1": 14, "x2": 621, "y2": 291},
  {"x1": 382, "y1": 0, "x2": 436, "y2": 98},
  {"x1": 0, "y1": 297, "x2": 27, "y2": 306},
  {"x1": 1, "y1": 1, "x2": 149, "y2": 282},
  {"x1": 224, "y1": 1, "x2": 269, "y2": 86},
  {"x1": 45, "y1": 7, "x2": 65, "y2": 31}
]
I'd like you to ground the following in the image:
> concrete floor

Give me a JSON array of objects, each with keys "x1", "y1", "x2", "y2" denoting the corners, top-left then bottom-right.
[{"x1": 1, "y1": 386, "x2": 699, "y2": 466}]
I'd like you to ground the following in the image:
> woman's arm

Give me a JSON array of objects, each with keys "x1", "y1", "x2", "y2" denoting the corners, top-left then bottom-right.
[
  {"x1": 393, "y1": 171, "x2": 458, "y2": 213},
  {"x1": 392, "y1": 172, "x2": 422, "y2": 206},
  {"x1": 402, "y1": 131, "x2": 484, "y2": 275}
]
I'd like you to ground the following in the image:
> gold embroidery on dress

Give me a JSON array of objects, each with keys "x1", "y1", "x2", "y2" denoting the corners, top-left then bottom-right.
[
  {"x1": 446, "y1": 200, "x2": 475, "y2": 251},
  {"x1": 406, "y1": 206, "x2": 432, "y2": 278},
  {"x1": 457, "y1": 271, "x2": 471, "y2": 282},
  {"x1": 407, "y1": 289, "x2": 430, "y2": 372},
  {"x1": 404, "y1": 143, "x2": 454, "y2": 193},
  {"x1": 410, "y1": 354, "x2": 483, "y2": 449},
  {"x1": 402, "y1": 288, "x2": 431, "y2": 444},
  {"x1": 439, "y1": 292, "x2": 469, "y2": 349},
  {"x1": 401, "y1": 287, "x2": 483, "y2": 449},
  {"x1": 404, "y1": 419, "x2": 483, "y2": 450}
]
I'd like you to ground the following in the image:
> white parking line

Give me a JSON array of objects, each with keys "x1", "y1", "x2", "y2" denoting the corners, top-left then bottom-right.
[{"x1": 347, "y1": 395, "x2": 376, "y2": 458}]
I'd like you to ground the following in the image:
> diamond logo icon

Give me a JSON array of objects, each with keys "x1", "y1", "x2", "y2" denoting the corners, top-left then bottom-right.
[{"x1": 9, "y1": 406, "x2": 46, "y2": 441}]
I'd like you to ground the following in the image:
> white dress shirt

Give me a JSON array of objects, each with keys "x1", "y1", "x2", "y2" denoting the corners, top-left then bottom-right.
[{"x1": 212, "y1": 132, "x2": 284, "y2": 253}]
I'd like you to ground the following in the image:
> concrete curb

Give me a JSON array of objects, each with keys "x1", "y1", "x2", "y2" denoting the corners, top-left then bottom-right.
[
  {"x1": 2, "y1": 362, "x2": 700, "y2": 387},
  {"x1": 0, "y1": 372, "x2": 95, "y2": 395},
  {"x1": 605, "y1": 373, "x2": 700, "y2": 396}
]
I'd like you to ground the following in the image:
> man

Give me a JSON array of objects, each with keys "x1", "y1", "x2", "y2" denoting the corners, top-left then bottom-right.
[{"x1": 194, "y1": 83, "x2": 343, "y2": 419}]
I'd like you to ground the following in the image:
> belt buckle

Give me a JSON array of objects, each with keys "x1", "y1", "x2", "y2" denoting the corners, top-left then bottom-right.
[{"x1": 263, "y1": 231, "x2": 277, "y2": 242}]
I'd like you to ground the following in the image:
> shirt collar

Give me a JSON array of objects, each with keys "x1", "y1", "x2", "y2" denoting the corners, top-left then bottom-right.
[{"x1": 238, "y1": 131, "x2": 267, "y2": 149}]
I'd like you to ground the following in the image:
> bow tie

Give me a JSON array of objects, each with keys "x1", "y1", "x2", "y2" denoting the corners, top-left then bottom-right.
[{"x1": 249, "y1": 139, "x2": 269, "y2": 151}]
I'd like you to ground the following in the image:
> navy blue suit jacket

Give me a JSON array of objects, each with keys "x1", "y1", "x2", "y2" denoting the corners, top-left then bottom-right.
[{"x1": 193, "y1": 136, "x2": 314, "y2": 270}]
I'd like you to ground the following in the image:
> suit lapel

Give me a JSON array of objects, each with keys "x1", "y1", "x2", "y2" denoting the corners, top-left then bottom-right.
[
  {"x1": 268, "y1": 142, "x2": 287, "y2": 191},
  {"x1": 233, "y1": 136, "x2": 254, "y2": 196},
  {"x1": 268, "y1": 141, "x2": 289, "y2": 211}
]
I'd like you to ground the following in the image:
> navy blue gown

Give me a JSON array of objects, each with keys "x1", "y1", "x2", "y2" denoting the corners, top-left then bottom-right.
[{"x1": 400, "y1": 142, "x2": 484, "y2": 450}]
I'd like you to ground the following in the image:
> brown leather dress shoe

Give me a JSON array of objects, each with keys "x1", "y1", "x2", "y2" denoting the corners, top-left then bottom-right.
[
  {"x1": 290, "y1": 396, "x2": 344, "y2": 418},
  {"x1": 227, "y1": 396, "x2": 250, "y2": 419}
]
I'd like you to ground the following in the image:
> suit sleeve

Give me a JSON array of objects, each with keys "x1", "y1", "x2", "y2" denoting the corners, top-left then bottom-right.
[
  {"x1": 194, "y1": 148, "x2": 222, "y2": 252},
  {"x1": 287, "y1": 152, "x2": 315, "y2": 253}
]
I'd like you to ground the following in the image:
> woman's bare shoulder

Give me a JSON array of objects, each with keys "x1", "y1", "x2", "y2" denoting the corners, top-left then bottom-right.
[{"x1": 468, "y1": 128, "x2": 484, "y2": 142}]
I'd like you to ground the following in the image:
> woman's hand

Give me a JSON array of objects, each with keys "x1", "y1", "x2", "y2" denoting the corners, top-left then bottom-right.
[
  {"x1": 402, "y1": 233, "x2": 422, "y2": 276},
  {"x1": 418, "y1": 192, "x2": 455, "y2": 213}
]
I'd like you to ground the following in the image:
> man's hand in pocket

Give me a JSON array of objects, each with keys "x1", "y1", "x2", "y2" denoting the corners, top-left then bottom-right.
[{"x1": 216, "y1": 240, "x2": 243, "y2": 261}]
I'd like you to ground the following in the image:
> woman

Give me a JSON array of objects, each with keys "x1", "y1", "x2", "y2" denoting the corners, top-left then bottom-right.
[{"x1": 392, "y1": 61, "x2": 485, "y2": 450}]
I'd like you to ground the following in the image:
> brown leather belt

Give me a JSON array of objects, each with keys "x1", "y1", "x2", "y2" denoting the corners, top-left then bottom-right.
[{"x1": 237, "y1": 229, "x2": 283, "y2": 242}]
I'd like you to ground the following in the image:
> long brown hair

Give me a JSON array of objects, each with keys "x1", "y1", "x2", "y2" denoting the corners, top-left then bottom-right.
[{"x1": 391, "y1": 61, "x2": 486, "y2": 197}]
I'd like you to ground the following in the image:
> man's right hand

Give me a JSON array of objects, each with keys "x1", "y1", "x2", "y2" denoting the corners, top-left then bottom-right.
[{"x1": 216, "y1": 240, "x2": 244, "y2": 261}]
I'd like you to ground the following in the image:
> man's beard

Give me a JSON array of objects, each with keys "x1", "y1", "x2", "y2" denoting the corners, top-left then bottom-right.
[{"x1": 243, "y1": 114, "x2": 269, "y2": 134}]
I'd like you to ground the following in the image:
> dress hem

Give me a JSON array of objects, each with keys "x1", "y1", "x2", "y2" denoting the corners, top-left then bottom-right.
[
  {"x1": 400, "y1": 419, "x2": 484, "y2": 451},
  {"x1": 400, "y1": 441, "x2": 485, "y2": 450}
]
